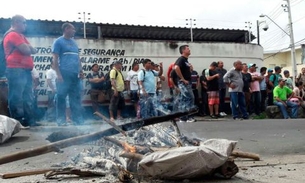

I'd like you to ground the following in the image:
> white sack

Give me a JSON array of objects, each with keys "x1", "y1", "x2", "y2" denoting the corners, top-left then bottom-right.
[
  {"x1": 138, "y1": 139, "x2": 237, "y2": 179},
  {"x1": 0, "y1": 115, "x2": 22, "y2": 144}
]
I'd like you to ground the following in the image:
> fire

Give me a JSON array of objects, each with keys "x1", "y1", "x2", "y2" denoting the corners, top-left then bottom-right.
[{"x1": 122, "y1": 142, "x2": 137, "y2": 153}]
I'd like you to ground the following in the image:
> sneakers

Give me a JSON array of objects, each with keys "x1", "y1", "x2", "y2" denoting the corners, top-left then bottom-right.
[
  {"x1": 179, "y1": 119, "x2": 186, "y2": 123},
  {"x1": 210, "y1": 115, "x2": 218, "y2": 119},
  {"x1": 187, "y1": 118, "x2": 196, "y2": 123},
  {"x1": 220, "y1": 112, "x2": 227, "y2": 116}
]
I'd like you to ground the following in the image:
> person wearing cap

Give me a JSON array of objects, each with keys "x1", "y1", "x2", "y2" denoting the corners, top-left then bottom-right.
[
  {"x1": 109, "y1": 61, "x2": 125, "y2": 122},
  {"x1": 205, "y1": 61, "x2": 221, "y2": 118},
  {"x1": 283, "y1": 70, "x2": 293, "y2": 89},
  {"x1": 223, "y1": 60, "x2": 248, "y2": 120},
  {"x1": 269, "y1": 66, "x2": 282, "y2": 88},
  {"x1": 273, "y1": 78, "x2": 298, "y2": 119},
  {"x1": 248, "y1": 63, "x2": 263, "y2": 117},
  {"x1": 259, "y1": 67, "x2": 268, "y2": 113},
  {"x1": 266, "y1": 69, "x2": 275, "y2": 106}
]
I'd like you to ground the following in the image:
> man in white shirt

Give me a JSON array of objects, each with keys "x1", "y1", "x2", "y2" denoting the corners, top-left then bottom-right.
[
  {"x1": 126, "y1": 62, "x2": 139, "y2": 116},
  {"x1": 46, "y1": 60, "x2": 57, "y2": 121}
]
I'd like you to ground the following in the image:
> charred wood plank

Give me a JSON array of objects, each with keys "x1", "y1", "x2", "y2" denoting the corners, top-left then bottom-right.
[{"x1": 0, "y1": 109, "x2": 197, "y2": 165}]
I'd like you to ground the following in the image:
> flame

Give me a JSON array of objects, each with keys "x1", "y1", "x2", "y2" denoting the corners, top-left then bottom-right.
[{"x1": 122, "y1": 142, "x2": 137, "y2": 153}]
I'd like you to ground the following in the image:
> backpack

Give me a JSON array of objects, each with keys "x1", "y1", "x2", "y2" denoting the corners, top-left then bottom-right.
[
  {"x1": 138, "y1": 69, "x2": 154, "y2": 83},
  {"x1": 0, "y1": 31, "x2": 15, "y2": 78},
  {"x1": 267, "y1": 74, "x2": 281, "y2": 89},
  {"x1": 102, "y1": 69, "x2": 118, "y2": 91}
]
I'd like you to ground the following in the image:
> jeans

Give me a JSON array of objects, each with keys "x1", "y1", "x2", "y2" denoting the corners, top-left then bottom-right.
[
  {"x1": 274, "y1": 101, "x2": 299, "y2": 119},
  {"x1": 230, "y1": 92, "x2": 248, "y2": 119},
  {"x1": 46, "y1": 91, "x2": 56, "y2": 121},
  {"x1": 267, "y1": 92, "x2": 274, "y2": 106},
  {"x1": 200, "y1": 90, "x2": 208, "y2": 115},
  {"x1": 139, "y1": 93, "x2": 158, "y2": 119},
  {"x1": 178, "y1": 81, "x2": 195, "y2": 120},
  {"x1": 56, "y1": 71, "x2": 83, "y2": 124},
  {"x1": 250, "y1": 91, "x2": 261, "y2": 115},
  {"x1": 6, "y1": 68, "x2": 35, "y2": 125},
  {"x1": 219, "y1": 88, "x2": 226, "y2": 112},
  {"x1": 260, "y1": 90, "x2": 267, "y2": 112}
]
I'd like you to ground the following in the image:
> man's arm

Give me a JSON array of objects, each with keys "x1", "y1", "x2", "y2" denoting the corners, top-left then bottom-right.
[
  {"x1": 52, "y1": 53, "x2": 63, "y2": 82},
  {"x1": 206, "y1": 72, "x2": 219, "y2": 81},
  {"x1": 47, "y1": 79, "x2": 56, "y2": 92},
  {"x1": 158, "y1": 63, "x2": 163, "y2": 76}
]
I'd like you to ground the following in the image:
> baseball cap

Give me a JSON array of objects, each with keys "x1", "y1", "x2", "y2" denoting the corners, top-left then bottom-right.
[
  {"x1": 113, "y1": 61, "x2": 122, "y2": 65},
  {"x1": 283, "y1": 70, "x2": 289, "y2": 74},
  {"x1": 267, "y1": 69, "x2": 273, "y2": 72},
  {"x1": 248, "y1": 63, "x2": 257, "y2": 68},
  {"x1": 274, "y1": 66, "x2": 282, "y2": 71},
  {"x1": 278, "y1": 78, "x2": 287, "y2": 82}
]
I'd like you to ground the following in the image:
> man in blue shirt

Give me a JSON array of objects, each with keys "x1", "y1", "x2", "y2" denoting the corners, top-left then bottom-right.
[
  {"x1": 138, "y1": 59, "x2": 163, "y2": 119},
  {"x1": 52, "y1": 23, "x2": 83, "y2": 126}
]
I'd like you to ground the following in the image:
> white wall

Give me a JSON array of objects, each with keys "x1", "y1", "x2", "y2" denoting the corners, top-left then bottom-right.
[{"x1": 27, "y1": 38, "x2": 264, "y2": 106}]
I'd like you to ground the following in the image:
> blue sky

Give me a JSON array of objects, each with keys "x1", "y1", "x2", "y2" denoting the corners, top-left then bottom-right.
[{"x1": 1, "y1": 0, "x2": 304, "y2": 51}]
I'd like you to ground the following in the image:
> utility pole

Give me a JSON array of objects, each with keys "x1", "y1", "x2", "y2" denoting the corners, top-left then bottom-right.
[
  {"x1": 283, "y1": 0, "x2": 297, "y2": 80},
  {"x1": 78, "y1": 12, "x2": 91, "y2": 39},
  {"x1": 186, "y1": 18, "x2": 196, "y2": 42},
  {"x1": 245, "y1": 21, "x2": 252, "y2": 43}
]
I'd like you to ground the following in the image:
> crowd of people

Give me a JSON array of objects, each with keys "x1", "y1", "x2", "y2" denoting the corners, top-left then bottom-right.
[{"x1": 2, "y1": 15, "x2": 305, "y2": 127}]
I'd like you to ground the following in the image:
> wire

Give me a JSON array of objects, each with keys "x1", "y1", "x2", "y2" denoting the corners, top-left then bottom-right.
[{"x1": 263, "y1": 37, "x2": 305, "y2": 60}]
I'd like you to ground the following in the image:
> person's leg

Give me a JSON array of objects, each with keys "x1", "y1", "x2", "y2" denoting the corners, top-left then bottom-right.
[
  {"x1": 89, "y1": 89, "x2": 99, "y2": 113},
  {"x1": 139, "y1": 94, "x2": 147, "y2": 119},
  {"x1": 254, "y1": 91, "x2": 261, "y2": 115},
  {"x1": 208, "y1": 92, "x2": 214, "y2": 116},
  {"x1": 260, "y1": 90, "x2": 267, "y2": 112},
  {"x1": 287, "y1": 101, "x2": 299, "y2": 118},
  {"x1": 230, "y1": 92, "x2": 239, "y2": 119},
  {"x1": 178, "y1": 82, "x2": 194, "y2": 121},
  {"x1": 46, "y1": 91, "x2": 56, "y2": 121},
  {"x1": 23, "y1": 71, "x2": 35, "y2": 125},
  {"x1": 219, "y1": 88, "x2": 226, "y2": 113},
  {"x1": 267, "y1": 92, "x2": 274, "y2": 106},
  {"x1": 274, "y1": 101, "x2": 289, "y2": 119},
  {"x1": 109, "y1": 90, "x2": 119, "y2": 121},
  {"x1": 238, "y1": 92, "x2": 249, "y2": 118},
  {"x1": 244, "y1": 92, "x2": 251, "y2": 113},
  {"x1": 68, "y1": 75, "x2": 83, "y2": 124},
  {"x1": 6, "y1": 68, "x2": 26, "y2": 123},
  {"x1": 117, "y1": 92, "x2": 125, "y2": 119},
  {"x1": 56, "y1": 73, "x2": 70, "y2": 125}
]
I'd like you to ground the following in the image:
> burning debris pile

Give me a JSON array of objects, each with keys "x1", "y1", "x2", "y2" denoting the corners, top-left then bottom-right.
[
  {"x1": 0, "y1": 110, "x2": 260, "y2": 182},
  {"x1": 48, "y1": 124, "x2": 240, "y2": 182}
]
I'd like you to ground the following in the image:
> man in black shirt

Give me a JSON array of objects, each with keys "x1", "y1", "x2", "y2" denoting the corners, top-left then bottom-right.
[
  {"x1": 174, "y1": 45, "x2": 195, "y2": 122},
  {"x1": 216, "y1": 61, "x2": 227, "y2": 116},
  {"x1": 199, "y1": 69, "x2": 209, "y2": 116},
  {"x1": 205, "y1": 62, "x2": 221, "y2": 118},
  {"x1": 87, "y1": 64, "x2": 105, "y2": 114}
]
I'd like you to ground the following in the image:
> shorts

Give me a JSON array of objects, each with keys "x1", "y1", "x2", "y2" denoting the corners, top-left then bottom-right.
[
  {"x1": 130, "y1": 90, "x2": 139, "y2": 103},
  {"x1": 208, "y1": 91, "x2": 220, "y2": 105},
  {"x1": 109, "y1": 90, "x2": 125, "y2": 111}
]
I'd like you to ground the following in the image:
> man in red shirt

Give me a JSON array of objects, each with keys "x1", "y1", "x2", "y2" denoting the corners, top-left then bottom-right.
[{"x1": 3, "y1": 15, "x2": 37, "y2": 126}]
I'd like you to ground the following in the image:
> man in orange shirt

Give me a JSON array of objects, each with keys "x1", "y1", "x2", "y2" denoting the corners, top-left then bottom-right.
[{"x1": 3, "y1": 15, "x2": 37, "y2": 126}]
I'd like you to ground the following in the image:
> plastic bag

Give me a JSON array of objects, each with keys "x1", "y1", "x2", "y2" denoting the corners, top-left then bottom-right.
[
  {"x1": 0, "y1": 115, "x2": 22, "y2": 144},
  {"x1": 138, "y1": 139, "x2": 237, "y2": 179}
]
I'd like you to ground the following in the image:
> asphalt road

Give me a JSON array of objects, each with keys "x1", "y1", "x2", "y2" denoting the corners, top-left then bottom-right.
[{"x1": 0, "y1": 117, "x2": 305, "y2": 183}]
